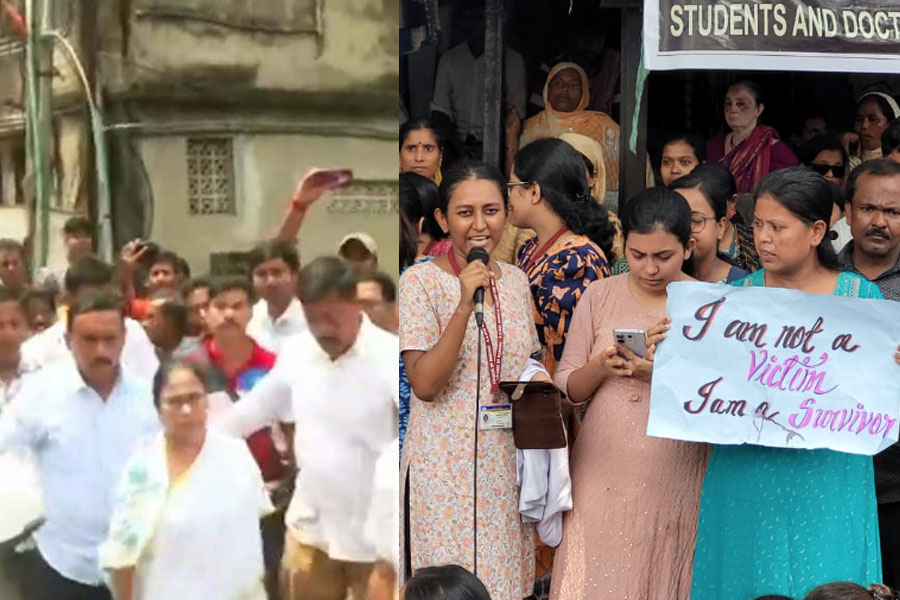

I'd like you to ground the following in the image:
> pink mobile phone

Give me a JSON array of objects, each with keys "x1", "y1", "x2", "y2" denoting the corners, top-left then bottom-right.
[{"x1": 318, "y1": 168, "x2": 353, "y2": 189}]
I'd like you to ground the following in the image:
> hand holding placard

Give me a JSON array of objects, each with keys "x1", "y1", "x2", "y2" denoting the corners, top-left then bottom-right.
[{"x1": 648, "y1": 282, "x2": 900, "y2": 455}]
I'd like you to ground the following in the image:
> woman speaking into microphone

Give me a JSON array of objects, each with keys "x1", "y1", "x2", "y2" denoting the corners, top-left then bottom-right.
[{"x1": 400, "y1": 160, "x2": 548, "y2": 600}]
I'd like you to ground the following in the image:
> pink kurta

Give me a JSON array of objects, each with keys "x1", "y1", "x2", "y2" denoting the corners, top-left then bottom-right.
[
  {"x1": 400, "y1": 261, "x2": 540, "y2": 600},
  {"x1": 550, "y1": 275, "x2": 710, "y2": 600}
]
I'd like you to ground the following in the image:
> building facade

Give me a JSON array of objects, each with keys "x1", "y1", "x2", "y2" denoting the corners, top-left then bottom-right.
[{"x1": 0, "y1": 0, "x2": 399, "y2": 276}]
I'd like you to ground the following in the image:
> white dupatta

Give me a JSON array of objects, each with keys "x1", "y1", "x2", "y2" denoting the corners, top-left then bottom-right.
[{"x1": 100, "y1": 429, "x2": 273, "y2": 600}]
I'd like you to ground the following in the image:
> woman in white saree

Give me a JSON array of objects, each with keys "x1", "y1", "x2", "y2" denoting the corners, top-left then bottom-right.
[{"x1": 100, "y1": 362, "x2": 273, "y2": 600}]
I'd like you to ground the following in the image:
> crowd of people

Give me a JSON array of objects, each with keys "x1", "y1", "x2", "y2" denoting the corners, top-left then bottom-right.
[
  {"x1": 399, "y1": 57, "x2": 900, "y2": 600},
  {"x1": 0, "y1": 169, "x2": 399, "y2": 600}
]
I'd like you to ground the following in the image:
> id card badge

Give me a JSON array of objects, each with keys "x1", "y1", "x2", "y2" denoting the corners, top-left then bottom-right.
[{"x1": 479, "y1": 403, "x2": 512, "y2": 431}]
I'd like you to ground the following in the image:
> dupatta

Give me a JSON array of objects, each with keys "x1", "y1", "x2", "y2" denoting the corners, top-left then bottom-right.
[
  {"x1": 520, "y1": 63, "x2": 621, "y2": 189},
  {"x1": 100, "y1": 430, "x2": 273, "y2": 600},
  {"x1": 722, "y1": 125, "x2": 778, "y2": 193}
]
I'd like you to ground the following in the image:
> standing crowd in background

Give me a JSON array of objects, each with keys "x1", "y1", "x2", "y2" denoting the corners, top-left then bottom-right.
[
  {"x1": 400, "y1": 23, "x2": 900, "y2": 598},
  {"x1": 0, "y1": 168, "x2": 399, "y2": 600}
]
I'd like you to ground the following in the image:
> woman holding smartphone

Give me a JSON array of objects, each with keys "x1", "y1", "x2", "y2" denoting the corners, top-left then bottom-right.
[{"x1": 549, "y1": 188, "x2": 711, "y2": 600}]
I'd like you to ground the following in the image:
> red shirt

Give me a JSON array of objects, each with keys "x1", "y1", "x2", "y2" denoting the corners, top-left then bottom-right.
[{"x1": 204, "y1": 337, "x2": 286, "y2": 482}]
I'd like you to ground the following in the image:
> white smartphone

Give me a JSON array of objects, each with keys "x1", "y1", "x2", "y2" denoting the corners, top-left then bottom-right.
[{"x1": 613, "y1": 328, "x2": 647, "y2": 358}]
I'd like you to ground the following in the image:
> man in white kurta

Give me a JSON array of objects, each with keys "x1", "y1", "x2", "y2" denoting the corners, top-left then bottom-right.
[
  {"x1": 222, "y1": 256, "x2": 397, "y2": 600},
  {"x1": 430, "y1": 3, "x2": 526, "y2": 143}
]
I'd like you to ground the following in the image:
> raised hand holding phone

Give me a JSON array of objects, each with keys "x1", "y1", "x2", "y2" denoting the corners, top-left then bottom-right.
[{"x1": 290, "y1": 168, "x2": 353, "y2": 213}]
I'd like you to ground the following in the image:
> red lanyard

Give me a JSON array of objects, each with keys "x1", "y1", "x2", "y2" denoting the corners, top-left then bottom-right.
[
  {"x1": 520, "y1": 227, "x2": 568, "y2": 272},
  {"x1": 448, "y1": 252, "x2": 504, "y2": 394}
]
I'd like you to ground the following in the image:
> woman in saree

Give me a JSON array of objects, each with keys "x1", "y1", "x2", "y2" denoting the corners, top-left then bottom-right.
[
  {"x1": 101, "y1": 361, "x2": 273, "y2": 600},
  {"x1": 691, "y1": 167, "x2": 884, "y2": 599},
  {"x1": 516, "y1": 62, "x2": 620, "y2": 197},
  {"x1": 706, "y1": 80, "x2": 799, "y2": 194},
  {"x1": 400, "y1": 118, "x2": 445, "y2": 184}
]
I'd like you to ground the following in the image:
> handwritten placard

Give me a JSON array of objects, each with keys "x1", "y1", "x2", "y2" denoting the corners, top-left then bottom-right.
[{"x1": 648, "y1": 282, "x2": 900, "y2": 455}]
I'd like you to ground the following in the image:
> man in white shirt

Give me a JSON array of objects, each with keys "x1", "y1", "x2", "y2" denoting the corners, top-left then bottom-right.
[
  {"x1": 430, "y1": 3, "x2": 526, "y2": 144},
  {"x1": 0, "y1": 290, "x2": 37, "y2": 600},
  {"x1": 247, "y1": 239, "x2": 307, "y2": 355},
  {"x1": 223, "y1": 256, "x2": 398, "y2": 600},
  {"x1": 0, "y1": 289, "x2": 159, "y2": 600},
  {"x1": 21, "y1": 256, "x2": 159, "y2": 383}
]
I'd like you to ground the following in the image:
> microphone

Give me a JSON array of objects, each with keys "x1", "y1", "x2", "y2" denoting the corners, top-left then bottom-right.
[{"x1": 467, "y1": 247, "x2": 490, "y2": 326}]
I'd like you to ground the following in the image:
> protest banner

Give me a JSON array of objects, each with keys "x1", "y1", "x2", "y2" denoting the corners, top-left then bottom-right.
[
  {"x1": 643, "y1": 0, "x2": 900, "y2": 72},
  {"x1": 647, "y1": 281, "x2": 900, "y2": 455}
]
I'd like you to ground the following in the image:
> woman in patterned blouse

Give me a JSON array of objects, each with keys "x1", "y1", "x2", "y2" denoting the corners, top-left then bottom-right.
[{"x1": 508, "y1": 137, "x2": 614, "y2": 375}]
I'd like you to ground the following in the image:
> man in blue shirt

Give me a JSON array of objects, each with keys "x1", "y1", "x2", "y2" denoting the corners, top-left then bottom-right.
[{"x1": 0, "y1": 289, "x2": 158, "y2": 600}]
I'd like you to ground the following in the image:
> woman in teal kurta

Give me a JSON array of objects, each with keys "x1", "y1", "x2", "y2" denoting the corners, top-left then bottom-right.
[{"x1": 691, "y1": 167, "x2": 884, "y2": 599}]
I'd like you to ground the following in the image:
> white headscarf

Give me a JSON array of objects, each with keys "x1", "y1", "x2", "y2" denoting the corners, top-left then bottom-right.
[{"x1": 858, "y1": 91, "x2": 900, "y2": 121}]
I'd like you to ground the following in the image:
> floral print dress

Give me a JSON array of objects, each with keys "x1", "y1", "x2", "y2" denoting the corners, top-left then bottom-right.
[{"x1": 399, "y1": 260, "x2": 541, "y2": 600}]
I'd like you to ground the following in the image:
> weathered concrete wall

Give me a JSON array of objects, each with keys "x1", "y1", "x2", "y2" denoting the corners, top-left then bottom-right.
[
  {"x1": 0, "y1": 206, "x2": 78, "y2": 271},
  {"x1": 98, "y1": 0, "x2": 397, "y2": 101},
  {"x1": 140, "y1": 131, "x2": 398, "y2": 278},
  {"x1": 97, "y1": 0, "x2": 399, "y2": 265},
  {"x1": 0, "y1": 0, "x2": 399, "y2": 270}
]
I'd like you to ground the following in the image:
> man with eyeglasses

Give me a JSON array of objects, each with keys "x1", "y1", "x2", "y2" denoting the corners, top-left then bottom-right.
[{"x1": 836, "y1": 158, "x2": 900, "y2": 587}]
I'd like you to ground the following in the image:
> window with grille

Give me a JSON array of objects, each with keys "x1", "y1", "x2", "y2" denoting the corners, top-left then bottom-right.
[
  {"x1": 326, "y1": 181, "x2": 398, "y2": 215},
  {"x1": 186, "y1": 138, "x2": 236, "y2": 215}
]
